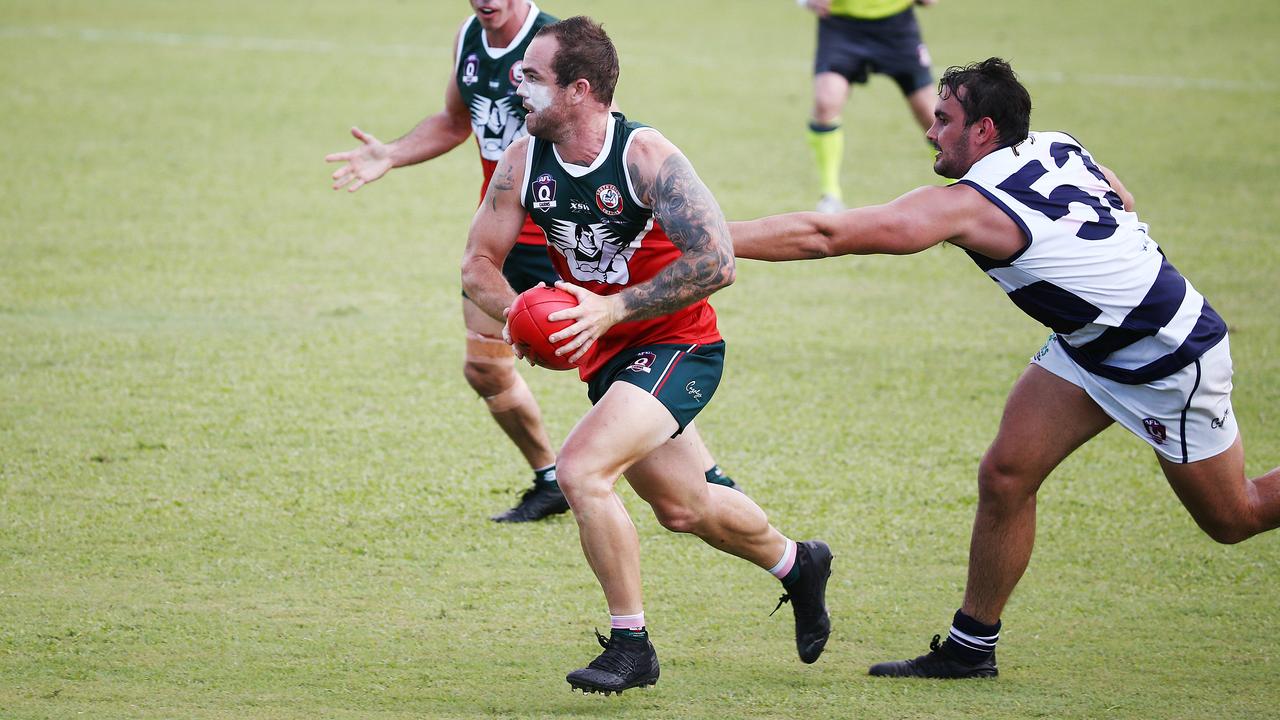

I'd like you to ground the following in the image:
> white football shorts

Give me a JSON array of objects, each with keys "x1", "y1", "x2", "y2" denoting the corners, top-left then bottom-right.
[{"x1": 1031, "y1": 334, "x2": 1238, "y2": 464}]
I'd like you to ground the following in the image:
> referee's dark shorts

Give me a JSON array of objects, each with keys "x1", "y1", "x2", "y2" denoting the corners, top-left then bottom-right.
[{"x1": 814, "y1": 7, "x2": 933, "y2": 95}]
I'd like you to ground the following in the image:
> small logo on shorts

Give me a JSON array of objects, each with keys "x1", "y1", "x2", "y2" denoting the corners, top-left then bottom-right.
[
  {"x1": 917, "y1": 43, "x2": 932, "y2": 68},
  {"x1": 1211, "y1": 408, "x2": 1231, "y2": 429},
  {"x1": 1142, "y1": 418, "x2": 1167, "y2": 445},
  {"x1": 626, "y1": 352, "x2": 657, "y2": 374},
  {"x1": 685, "y1": 380, "x2": 703, "y2": 402},
  {"x1": 1033, "y1": 334, "x2": 1055, "y2": 362}
]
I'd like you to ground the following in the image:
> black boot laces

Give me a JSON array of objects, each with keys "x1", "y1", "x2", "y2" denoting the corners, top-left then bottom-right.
[
  {"x1": 928, "y1": 633, "x2": 943, "y2": 653},
  {"x1": 769, "y1": 593, "x2": 791, "y2": 617},
  {"x1": 586, "y1": 629, "x2": 636, "y2": 676}
]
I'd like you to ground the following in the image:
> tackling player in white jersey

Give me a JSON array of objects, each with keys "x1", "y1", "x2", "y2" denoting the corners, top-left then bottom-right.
[{"x1": 730, "y1": 57, "x2": 1279, "y2": 679}]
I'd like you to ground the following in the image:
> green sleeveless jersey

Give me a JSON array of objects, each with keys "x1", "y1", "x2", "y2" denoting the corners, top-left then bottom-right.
[
  {"x1": 522, "y1": 114, "x2": 667, "y2": 289},
  {"x1": 454, "y1": 3, "x2": 556, "y2": 163},
  {"x1": 830, "y1": 0, "x2": 914, "y2": 20},
  {"x1": 520, "y1": 113, "x2": 722, "y2": 378}
]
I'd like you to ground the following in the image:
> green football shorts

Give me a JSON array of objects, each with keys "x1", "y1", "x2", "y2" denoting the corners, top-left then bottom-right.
[{"x1": 586, "y1": 341, "x2": 725, "y2": 435}]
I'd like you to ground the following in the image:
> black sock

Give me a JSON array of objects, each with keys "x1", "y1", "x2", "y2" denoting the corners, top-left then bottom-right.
[
  {"x1": 534, "y1": 465, "x2": 558, "y2": 489},
  {"x1": 941, "y1": 609, "x2": 1000, "y2": 664}
]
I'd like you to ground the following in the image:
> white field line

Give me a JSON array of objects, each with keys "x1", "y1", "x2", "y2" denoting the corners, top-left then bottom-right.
[
  {"x1": 0, "y1": 24, "x2": 439, "y2": 58},
  {"x1": 1018, "y1": 69, "x2": 1278, "y2": 94},
  {"x1": 2, "y1": 25, "x2": 1277, "y2": 94}
]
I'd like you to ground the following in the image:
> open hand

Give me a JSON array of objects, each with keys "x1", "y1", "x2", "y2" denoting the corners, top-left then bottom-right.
[{"x1": 325, "y1": 126, "x2": 393, "y2": 192}]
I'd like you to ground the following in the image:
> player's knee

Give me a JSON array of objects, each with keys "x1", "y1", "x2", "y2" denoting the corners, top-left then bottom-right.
[
  {"x1": 463, "y1": 359, "x2": 513, "y2": 397},
  {"x1": 976, "y1": 454, "x2": 1038, "y2": 505},
  {"x1": 812, "y1": 92, "x2": 844, "y2": 122},
  {"x1": 651, "y1": 501, "x2": 701, "y2": 534},
  {"x1": 464, "y1": 332, "x2": 516, "y2": 396},
  {"x1": 555, "y1": 456, "x2": 609, "y2": 508}
]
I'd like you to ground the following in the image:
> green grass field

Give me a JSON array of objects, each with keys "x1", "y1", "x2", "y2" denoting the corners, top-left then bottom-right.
[{"x1": 2, "y1": 1, "x2": 1278, "y2": 718}]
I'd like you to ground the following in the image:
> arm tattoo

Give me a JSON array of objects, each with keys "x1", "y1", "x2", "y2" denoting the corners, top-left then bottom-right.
[
  {"x1": 489, "y1": 161, "x2": 516, "y2": 211},
  {"x1": 621, "y1": 153, "x2": 735, "y2": 321}
]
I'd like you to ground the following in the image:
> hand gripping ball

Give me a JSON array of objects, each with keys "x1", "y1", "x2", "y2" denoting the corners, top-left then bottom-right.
[{"x1": 507, "y1": 285, "x2": 579, "y2": 370}]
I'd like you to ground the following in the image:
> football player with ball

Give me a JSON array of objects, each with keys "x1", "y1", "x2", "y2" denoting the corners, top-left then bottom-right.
[{"x1": 462, "y1": 17, "x2": 833, "y2": 695}]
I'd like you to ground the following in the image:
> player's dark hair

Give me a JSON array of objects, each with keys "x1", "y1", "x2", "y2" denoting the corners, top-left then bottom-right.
[
  {"x1": 535, "y1": 16, "x2": 619, "y2": 105},
  {"x1": 938, "y1": 58, "x2": 1031, "y2": 147}
]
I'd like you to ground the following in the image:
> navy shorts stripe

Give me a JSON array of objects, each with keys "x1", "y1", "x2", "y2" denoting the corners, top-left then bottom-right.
[{"x1": 1179, "y1": 359, "x2": 1202, "y2": 464}]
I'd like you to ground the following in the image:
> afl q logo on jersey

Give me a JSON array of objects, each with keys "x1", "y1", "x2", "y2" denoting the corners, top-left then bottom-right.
[
  {"x1": 595, "y1": 184, "x2": 624, "y2": 216},
  {"x1": 461, "y1": 53, "x2": 479, "y2": 86},
  {"x1": 509, "y1": 60, "x2": 525, "y2": 86},
  {"x1": 532, "y1": 173, "x2": 557, "y2": 211}
]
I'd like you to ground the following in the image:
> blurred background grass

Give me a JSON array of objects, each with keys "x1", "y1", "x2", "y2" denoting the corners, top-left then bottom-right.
[{"x1": 1, "y1": 1, "x2": 1277, "y2": 718}]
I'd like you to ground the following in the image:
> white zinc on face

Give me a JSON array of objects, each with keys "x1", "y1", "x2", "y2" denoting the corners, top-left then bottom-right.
[{"x1": 521, "y1": 79, "x2": 554, "y2": 112}]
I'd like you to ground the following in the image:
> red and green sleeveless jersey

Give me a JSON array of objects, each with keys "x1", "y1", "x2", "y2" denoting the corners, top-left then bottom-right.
[
  {"x1": 520, "y1": 113, "x2": 722, "y2": 380},
  {"x1": 454, "y1": 3, "x2": 556, "y2": 244}
]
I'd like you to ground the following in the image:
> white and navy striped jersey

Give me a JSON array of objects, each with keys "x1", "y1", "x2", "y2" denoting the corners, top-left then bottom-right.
[{"x1": 957, "y1": 131, "x2": 1226, "y2": 385}]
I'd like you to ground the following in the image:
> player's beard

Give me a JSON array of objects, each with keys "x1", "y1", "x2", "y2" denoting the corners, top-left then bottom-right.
[
  {"x1": 525, "y1": 106, "x2": 565, "y2": 143},
  {"x1": 932, "y1": 127, "x2": 973, "y2": 179}
]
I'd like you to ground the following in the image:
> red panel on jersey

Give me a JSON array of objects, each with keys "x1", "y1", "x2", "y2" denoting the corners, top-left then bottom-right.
[{"x1": 543, "y1": 222, "x2": 722, "y2": 381}]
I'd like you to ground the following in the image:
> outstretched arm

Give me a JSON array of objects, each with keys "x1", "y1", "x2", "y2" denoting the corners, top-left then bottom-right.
[
  {"x1": 548, "y1": 133, "x2": 735, "y2": 362},
  {"x1": 729, "y1": 184, "x2": 1006, "y2": 261},
  {"x1": 461, "y1": 139, "x2": 531, "y2": 323},
  {"x1": 325, "y1": 21, "x2": 474, "y2": 192}
]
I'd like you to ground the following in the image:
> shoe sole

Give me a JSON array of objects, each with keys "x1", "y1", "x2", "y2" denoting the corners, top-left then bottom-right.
[{"x1": 567, "y1": 678, "x2": 658, "y2": 695}]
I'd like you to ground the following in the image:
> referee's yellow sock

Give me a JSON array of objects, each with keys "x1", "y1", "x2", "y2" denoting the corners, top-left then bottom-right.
[{"x1": 807, "y1": 121, "x2": 844, "y2": 202}]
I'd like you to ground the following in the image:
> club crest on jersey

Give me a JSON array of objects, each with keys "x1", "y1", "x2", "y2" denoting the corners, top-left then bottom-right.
[
  {"x1": 531, "y1": 173, "x2": 557, "y2": 211},
  {"x1": 461, "y1": 53, "x2": 480, "y2": 86},
  {"x1": 595, "y1": 184, "x2": 624, "y2": 216},
  {"x1": 509, "y1": 60, "x2": 525, "y2": 86},
  {"x1": 626, "y1": 352, "x2": 657, "y2": 374},
  {"x1": 1142, "y1": 417, "x2": 1167, "y2": 445}
]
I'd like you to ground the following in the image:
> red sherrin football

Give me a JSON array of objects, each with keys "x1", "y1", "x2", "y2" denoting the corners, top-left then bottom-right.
[{"x1": 507, "y1": 285, "x2": 579, "y2": 370}]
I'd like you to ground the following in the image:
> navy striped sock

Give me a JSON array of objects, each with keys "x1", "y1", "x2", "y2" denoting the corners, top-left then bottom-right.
[{"x1": 942, "y1": 609, "x2": 1000, "y2": 664}]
